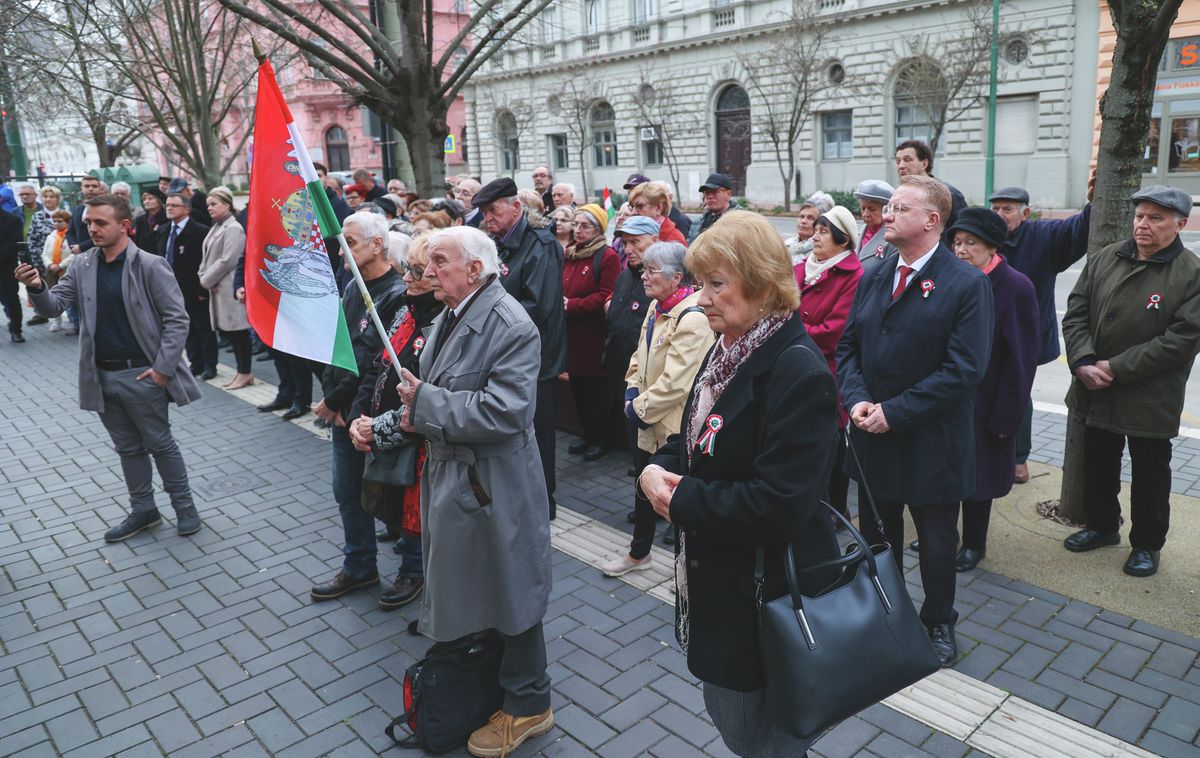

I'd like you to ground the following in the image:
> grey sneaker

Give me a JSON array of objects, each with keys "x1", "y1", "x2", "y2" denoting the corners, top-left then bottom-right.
[
  {"x1": 176, "y1": 509, "x2": 203, "y2": 536},
  {"x1": 104, "y1": 510, "x2": 162, "y2": 542}
]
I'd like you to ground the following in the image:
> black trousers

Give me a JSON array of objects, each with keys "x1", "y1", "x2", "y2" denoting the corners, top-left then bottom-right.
[
  {"x1": 292, "y1": 356, "x2": 327, "y2": 408},
  {"x1": 185, "y1": 300, "x2": 217, "y2": 371},
  {"x1": 569, "y1": 374, "x2": 609, "y2": 447},
  {"x1": 858, "y1": 499, "x2": 959, "y2": 627},
  {"x1": 268, "y1": 349, "x2": 295, "y2": 405},
  {"x1": 1, "y1": 275, "x2": 22, "y2": 335},
  {"x1": 959, "y1": 499, "x2": 993, "y2": 551},
  {"x1": 497, "y1": 621, "x2": 552, "y2": 716},
  {"x1": 534, "y1": 379, "x2": 556, "y2": 519},
  {"x1": 628, "y1": 446, "x2": 656, "y2": 559},
  {"x1": 1082, "y1": 426, "x2": 1172, "y2": 551},
  {"x1": 224, "y1": 329, "x2": 252, "y2": 374}
]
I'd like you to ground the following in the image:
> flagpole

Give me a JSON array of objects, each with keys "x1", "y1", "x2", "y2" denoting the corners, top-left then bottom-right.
[{"x1": 251, "y1": 39, "x2": 404, "y2": 382}]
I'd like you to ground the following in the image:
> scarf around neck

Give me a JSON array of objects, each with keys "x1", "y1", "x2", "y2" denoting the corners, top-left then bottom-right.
[
  {"x1": 802, "y1": 249, "x2": 853, "y2": 285},
  {"x1": 565, "y1": 235, "x2": 607, "y2": 262}
]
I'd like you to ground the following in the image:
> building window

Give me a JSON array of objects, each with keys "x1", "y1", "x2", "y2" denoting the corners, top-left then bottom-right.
[
  {"x1": 325, "y1": 126, "x2": 349, "y2": 172},
  {"x1": 633, "y1": 0, "x2": 656, "y2": 25},
  {"x1": 453, "y1": 0, "x2": 466, "y2": 11},
  {"x1": 541, "y1": 4, "x2": 558, "y2": 42},
  {"x1": 893, "y1": 58, "x2": 946, "y2": 151},
  {"x1": 584, "y1": 0, "x2": 600, "y2": 34},
  {"x1": 640, "y1": 125, "x2": 663, "y2": 166},
  {"x1": 591, "y1": 102, "x2": 618, "y2": 168},
  {"x1": 821, "y1": 111, "x2": 852, "y2": 160},
  {"x1": 992, "y1": 96, "x2": 1037, "y2": 154},
  {"x1": 550, "y1": 134, "x2": 569, "y2": 170},
  {"x1": 1169, "y1": 116, "x2": 1200, "y2": 172},
  {"x1": 1145, "y1": 117, "x2": 1160, "y2": 175},
  {"x1": 497, "y1": 111, "x2": 520, "y2": 172}
]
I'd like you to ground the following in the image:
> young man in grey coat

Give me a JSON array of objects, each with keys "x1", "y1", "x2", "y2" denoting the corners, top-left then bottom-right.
[{"x1": 16, "y1": 194, "x2": 204, "y2": 542}]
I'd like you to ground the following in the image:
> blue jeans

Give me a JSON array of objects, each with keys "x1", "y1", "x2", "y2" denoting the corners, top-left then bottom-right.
[
  {"x1": 331, "y1": 425, "x2": 377, "y2": 578},
  {"x1": 396, "y1": 533, "x2": 423, "y2": 579}
]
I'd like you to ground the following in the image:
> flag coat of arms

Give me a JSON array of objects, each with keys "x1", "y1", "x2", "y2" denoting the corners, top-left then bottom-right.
[{"x1": 245, "y1": 58, "x2": 356, "y2": 372}]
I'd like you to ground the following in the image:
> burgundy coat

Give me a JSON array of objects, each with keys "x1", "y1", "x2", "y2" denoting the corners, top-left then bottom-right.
[
  {"x1": 972, "y1": 257, "x2": 1039, "y2": 500},
  {"x1": 795, "y1": 254, "x2": 864, "y2": 425},
  {"x1": 564, "y1": 245, "x2": 621, "y2": 377}
]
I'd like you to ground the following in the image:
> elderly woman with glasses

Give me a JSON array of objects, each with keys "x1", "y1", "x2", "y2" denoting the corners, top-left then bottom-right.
[
  {"x1": 348, "y1": 234, "x2": 441, "y2": 610},
  {"x1": 550, "y1": 205, "x2": 574, "y2": 251},
  {"x1": 628, "y1": 182, "x2": 688, "y2": 246},
  {"x1": 563, "y1": 204, "x2": 622, "y2": 461},
  {"x1": 601, "y1": 240, "x2": 714, "y2": 574}
]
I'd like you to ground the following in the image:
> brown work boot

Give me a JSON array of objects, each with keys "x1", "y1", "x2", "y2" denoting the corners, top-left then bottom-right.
[
  {"x1": 467, "y1": 708, "x2": 554, "y2": 757},
  {"x1": 1013, "y1": 463, "x2": 1030, "y2": 484}
]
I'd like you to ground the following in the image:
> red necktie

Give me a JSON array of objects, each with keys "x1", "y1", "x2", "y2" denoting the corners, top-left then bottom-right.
[{"x1": 892, "y1": 265, "x2": 913, "y2": 301}]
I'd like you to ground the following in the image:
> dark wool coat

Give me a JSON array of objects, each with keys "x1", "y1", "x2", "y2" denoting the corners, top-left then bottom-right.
[
  {"x1": 836, "y1": 245, "x2": 994, "y2": 505},
  {"x1": 1063, "y1": 236, "x2": 1200, "y2": 439},
  {"x1": 495, "y1": 214, "x2": 568, "y2": 380},
  {"x1": 604, "y1": 262, "x2": 651, "y2": 384},
  {"x1": 321, "y1": 268, "x2": 406, "y2": 419},
  {"x1": 1001, "y1": 205, "x2": 1091, "y2": 365},
  {"x1": 154, "y1": 219, "x2": 210, "y2": 304},
  {"x1": 563, "y1": 245, "x2": 621, "y2": 377},
  {"x1": 650, "y1": 315, "x2": 842, "y2": 692},
  {"x1": 972, "y1": 258, "x2": 1040, "y2": 500}
]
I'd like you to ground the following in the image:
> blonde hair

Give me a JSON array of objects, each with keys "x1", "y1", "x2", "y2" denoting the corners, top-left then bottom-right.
[
  {"x1": 517, "y1": 188, "x2": 545, "y2": 213},
  {"x1": 686, "y1": 212, "x2": 799, "y2": 313},
  {"x1": 411, "y1": 210, "x2": 452, "y2": 229},
  {"x1": 900, "y1": 176, "x2": 952, "y2": 230},
  {"x1": 629, "y1": 182, "x2": 671, "y2": 215},
  {"x1": 407, "y1": 233, "x2": 431, "y2": 267}
]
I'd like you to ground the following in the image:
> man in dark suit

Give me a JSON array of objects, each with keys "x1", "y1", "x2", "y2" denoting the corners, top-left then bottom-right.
[
  {"x1": 837, "y1": 175, "x2": 994, "y2": 666},
  {"x1": 0, "y1": 208, "x2": 25, "y2": 342},
  {"x1": 156, "y1": 193, "x2": 215, "y2": 379},
  {"x1": 166, "y1": 178, "x2": 212, "y2": 227}
]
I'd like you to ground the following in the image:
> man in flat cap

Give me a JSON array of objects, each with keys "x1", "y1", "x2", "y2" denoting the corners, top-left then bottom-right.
[
  {"x1": 990, "y1": 177, "x2": 1094, "y2": 484},
  {"x1": 1060, "y1": 184, "x2": 1200, "y2": 578},
  {"x1": 689, "y1": 172, "x2": 738, "y2": 242},
  {"x1": 854, "y1": 179, "x2": 897, "y2": 276},
  {"x1": 473, "y1": 177, "x2": 567, "y2": 519}
]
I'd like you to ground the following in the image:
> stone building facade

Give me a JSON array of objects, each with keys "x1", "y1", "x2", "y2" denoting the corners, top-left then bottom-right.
[{"x1": 465, "y1": 0, "x2": 1099, "y2": 208}]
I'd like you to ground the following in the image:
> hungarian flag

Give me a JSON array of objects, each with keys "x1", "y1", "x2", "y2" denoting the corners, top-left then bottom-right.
[
  {"x1": 603, "y1": 186, "x2": 615, "y2": 220},
  {"x1": 245, "y1": 57, "x2": 356, "y2": 373}
]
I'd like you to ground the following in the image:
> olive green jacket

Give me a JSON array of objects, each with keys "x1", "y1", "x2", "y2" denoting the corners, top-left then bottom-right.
[{"x1": 1062, "y1": 236, "x2": 1200, "y2": 438}]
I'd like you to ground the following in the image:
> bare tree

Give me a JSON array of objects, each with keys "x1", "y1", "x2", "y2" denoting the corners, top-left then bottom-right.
[
  {"x1": 551, "y1": 61, "x2": 606, "y2": 201},
  {"x1": 630, "y1": 68, "x2": 698, "y2": 202},
  {"x1": 475, "y1": 90, "x2": 535, "y2": 179},
  {"x1": 216, "y1": 0, "x2": 555, "y2": 197},
  {"x1": 891, "y1": 0, "x2": 1005, "y2": 154},
  {"x1": 1048, "y1": 0, "x2": 1183, "y2": 524},
  {"x1": 737, "y1": 3, "x2": 837, "y2": 210}
]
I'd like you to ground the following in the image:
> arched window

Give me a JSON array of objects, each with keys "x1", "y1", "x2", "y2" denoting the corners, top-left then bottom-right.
[
  {"x1": 714, "y1": 84, "x2": 751, "y2": 194},
  {"x1": 893, "y1": 58, "x2": 946, "y2": 151},
  {"x1": 591, "y1": 101, "x2": 618, "y2": 168},
  {"x1": 497, "y1": 111, "x2": 520, "y2": 172},
  {"x1": 325, "y1": 126, "x2": 350, "y2": 172}
]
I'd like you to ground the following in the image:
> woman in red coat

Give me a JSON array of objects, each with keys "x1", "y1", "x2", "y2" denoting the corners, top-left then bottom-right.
[
  {"x1": 629, "y1": 181, "x2": 688, "y2": 245},
  {"x1": 794, "y1": 206, "x2": 864, "y2": 522},
  {"x1": 564, "y1": 203, "x2": 622, "y2": 460}
]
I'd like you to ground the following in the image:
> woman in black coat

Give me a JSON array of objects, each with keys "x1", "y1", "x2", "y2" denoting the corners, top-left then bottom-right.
[
  {"x1": 946, "y1": 209, "x2": 1040, "y2": 571},
  {"x1": 639, "y1": 213, "x2": 841, "y2": 757}
]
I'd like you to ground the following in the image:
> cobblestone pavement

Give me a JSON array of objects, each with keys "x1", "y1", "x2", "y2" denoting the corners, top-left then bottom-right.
[{"x1": 2, "y1": 329, "x2": 1200, "y2": 757}]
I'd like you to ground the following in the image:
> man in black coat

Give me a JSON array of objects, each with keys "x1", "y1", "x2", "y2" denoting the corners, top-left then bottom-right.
[
  {"x1": 166, "y1": 178, "x2": 211, "y2": 227},
  {"x1": 689, "y1": 173, "x2": 739, "y2": 242},
  {"x1": 0, "y1": 208, "x2": 25, "y2": 342},
  {"x1": 474, "y1": 177, "x2": 567, "y2": 519},
  {"x1": 836, "y1": 175, "x2": 994, "y2": 666},
  {"x1": 532, "y1": 166, "x2": 555, "y2": 212},
  {"x1": 156, "y1": 193, "x2": 215, "y2": 378}
]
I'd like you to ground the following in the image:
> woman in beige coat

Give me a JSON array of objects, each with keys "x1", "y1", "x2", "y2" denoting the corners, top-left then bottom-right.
[
  {"x1": 198, "y1": 186, "x2": 253, "y2": 389},
  {"x1": 601, "y1": 241, "x2": 714, "y2": 575}
]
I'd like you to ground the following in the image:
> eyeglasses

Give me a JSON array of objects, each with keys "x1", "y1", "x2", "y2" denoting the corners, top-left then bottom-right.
[
  {"x1": 400, "y1": 262, "x2": 425, "y2": 279},
  {"x1": 882, "y1": 203, "x2": 934, "y2": 216},
  {"x1": 643, "y1": 267, "x2": 665, "y2": 276}
]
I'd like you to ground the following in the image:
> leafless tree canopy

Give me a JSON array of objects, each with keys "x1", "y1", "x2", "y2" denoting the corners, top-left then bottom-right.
[
  {"x1": 550, "y1": 61, "x2": 607, "y2": 201},
  {"x1": 631, "y1": 67, "x2": 698, "y2": 202}
]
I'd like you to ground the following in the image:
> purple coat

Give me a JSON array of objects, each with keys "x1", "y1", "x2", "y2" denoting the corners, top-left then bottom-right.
[{"x1": 972, "y1": 257, "x2": 1039, "y2": 500}]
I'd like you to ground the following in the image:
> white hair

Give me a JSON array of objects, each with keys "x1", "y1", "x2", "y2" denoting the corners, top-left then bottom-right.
[
  {"x1": 15, "y1": 182, "x2": 36, "y2": 192},
  {"x1": 343, "y1": 210, "x2": 389, "y2": 250},
  {"x1": 801, "y1": 191, "x2": 835, "y2": 214},
  {"x1": 386, "y1": 231, "x2": 410, "y2": 266},
  {"x1": 111, "y1": 181, "x2": 131, "y2": 194},
  {"x1": 553, "y1": 182, "x2": 575, "y2": 197},
  {"x1": 652, "y1": 180, "x2": 674, "y2": 200},
  {"x1": 427, "y1": 226, "x2": 500, "y2": 277}
]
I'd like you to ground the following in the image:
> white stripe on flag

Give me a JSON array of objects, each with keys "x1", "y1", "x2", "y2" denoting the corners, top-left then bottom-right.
[
  {"x1": 273, "y1": 288, "x2": 341, "y2": 364},
  {"x1": 287, "y1": 123, "x2": 320, "y2": 186}
]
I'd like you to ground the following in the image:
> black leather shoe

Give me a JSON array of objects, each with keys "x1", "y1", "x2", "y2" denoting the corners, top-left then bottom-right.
[
  {"x1": 310, "y1": 571, "x2": 379, "y2": 600},
  {"x1": 376, "y1": 528, "x2": 400, "y2": 542},
  {"x1": 955, "y1": 547, "x2": 986, "y2": 572},
  {"x1": 27, "y1": 315, "x2": 48, "y2": 325},
  {"x1": 201, "y1": 367, "x2": 218, "y2": 381},
  {"x1": 314, "y1": 417, "x2": 331, "y2": 429},
  {"x1": 104, "y1": 510, "x2": 162, "y2": 542},
  {"x1": 256, "y1": 352, "x2": 274, "y2": 362},
  {"x1": 190, "y1": 364, "x2": 204, "y2": 376},
  {"x1": 1123, "y1": 549, "x2": 1160, "y2": 577},
  {"x1": 176, "y1": 509, "x2": 203, "y2": 536},
  {"x1": 909, "y1": 540, "x2": 920, "y2": 553},
  {"x1": 929, "y1": 623, "x2": 958, "y2": 667},
  {"x1": 1064, "y1": 529, "x2": 1120, "y2": 553},
  {"x1": 10, "y1": 333, "x2": 25, "y2": 343},
  {"x1": 583, "y1": 445, "x2": 607, "y2": 462},
  {"x1": 379, "y1": 575, "x2": 424, "y2": 609},
  {"x1": 568, "y1": 440, "x2": 588, "y2": 455},
  {"x1": 257, "y1": 398, "x2": 291, "y2": 412},
  {"x1": 281, "y1": 405, "x2": 310, "y2": 420},
  {"x1": 626, "y1": 509, "x2": 637, "y2": 524}
]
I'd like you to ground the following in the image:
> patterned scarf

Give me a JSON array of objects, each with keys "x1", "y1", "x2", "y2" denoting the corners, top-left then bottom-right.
[
  {"x1": 675, "y1": 311, "x2": 790, "y2": 651},
  {"x1": 564, "y1": 234, "x2": 607, "y2": 262}
]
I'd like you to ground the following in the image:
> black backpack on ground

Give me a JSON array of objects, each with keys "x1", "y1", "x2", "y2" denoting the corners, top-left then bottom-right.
[{"x1": 385, "y1": 631, "x2": 505, "y2": 753}]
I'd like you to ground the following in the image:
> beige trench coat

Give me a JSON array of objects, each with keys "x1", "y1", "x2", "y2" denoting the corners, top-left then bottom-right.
[{"x1": 198, "y1": 215, "x2": 250, "y2": 332}]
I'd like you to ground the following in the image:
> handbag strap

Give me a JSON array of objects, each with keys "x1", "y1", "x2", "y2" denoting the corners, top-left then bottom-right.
[
  {"x1": 841, "y1": 427, "x2": 885, "y2": 538},
  {"x1": 385, "y1": 712, "x2": 420, "y2": 748}
]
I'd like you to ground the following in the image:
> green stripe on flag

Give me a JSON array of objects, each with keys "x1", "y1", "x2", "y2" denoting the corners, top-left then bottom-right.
[
  {"x1": 307, "y1": 180, "x2": 343, "y2": 237},
  {"x1": 331, "y1": 305, "x2": 357, "y2": 373}
]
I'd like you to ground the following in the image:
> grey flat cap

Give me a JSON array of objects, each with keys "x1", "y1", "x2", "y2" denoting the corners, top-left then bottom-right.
[
  {"x1": 1131, "y1": 184, "x2": 1193, "y2": 217},
  {"x1": 988, "y1": 186, "x2": 1030, "y2": 204},
  {"x1": 854, "y1": 179, "x2": 894, "y2": 203}
]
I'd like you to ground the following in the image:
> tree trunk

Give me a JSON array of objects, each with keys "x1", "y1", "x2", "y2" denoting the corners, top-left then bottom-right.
[
  {"x1": 403, "y1": 99, "x2": 448, "y2": 199},
  {"x1": 1055, "y1": 0, "x2": 1181, "y2": 523}
]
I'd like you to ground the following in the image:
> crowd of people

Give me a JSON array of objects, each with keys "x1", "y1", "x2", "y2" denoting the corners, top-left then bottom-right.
[{"x1": 6, "y1": 136, "x2": 1200, "y2": 757}]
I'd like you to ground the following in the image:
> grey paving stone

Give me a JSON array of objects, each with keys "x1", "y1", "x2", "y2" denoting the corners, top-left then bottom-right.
[
  {"x1": 94, "y1": 693, "x2": 177, "y2": 737},
  {"x1": 1152, "y1": 696, "x2": 1200, "y2": 743},
  {"x1": 1001, "y1": 643, "x2": 1056, "y2": 679},
  {"x1": 556, "y1": 674, "x2": 620, "y2": 716},
  {"x1": 650, "y1": 733, "x2": 708, "y2": 758},
  {"x1": 1099, "y1": 641, "x2": 1154, "y2": 680},
  {"x1": 602, "y1": 660, "x2": 663, "y2": 699},
  {"x1": 648, "y1": 671, "x2": 706, "y2": 715},
  {"x1": 1147, "y1": 643, "x2": 1200, "y2": 679},
  {"x1": 987, "y1": 670, "x2": 1066, "y2": 710},
  {"x1": 919, "y1": 731, "x2": 972, "y2": 758},
  {"x1": 1095, "y1": 696, "x2": 1156, "y2": 744},
  {"x1": 868, "y1": 732, "x2": 935, "y2": 757},
  {"x1": 811, "y1": 716, "x2": 881, "y2": 758},
  {"x1": 859, "y1": 703, "x2": 936, "y2": 747},
  {"x1": 1035, "y1": 669, "x2": 1116, "y2": 710},
  {"x1": 146, "y1": 708, "x2": 203, "y2": 753},
  {"x1": 1135, "y1": 667, "x2": 1200, "y2": 702},
  {"x1": 600, "y1": 687, "x2": 667, "y2": 732},
  {"x1": 172, "y1": 724, "x2": 258, "y2": 758},
  {"x1": 1086, "y1": 668, "x2": 1170, "y2": 708},
  {"x1": 554, "y1": 703, "x2": 619, "y2": 749},
  {"x1": 45, "y1": 708, "x2": 99, "y2": 753},
  {"x1": 651, "y1": 701, "x2": 720, "y2": 748},
  {"x1": 248, "y1": 706, "x2": 304, "y2": 753},
  {"x1": 597, "y1": 718, "x2": 670, "y2": 757},
  {"x1": 1087, "y1": 618, "x2": 1162, "y2": 652},
  {"x1": 59, "y1": 723, "x2": 151, "y2": 758},
  {"x1": 1049, "y1": 641, "x2": 1105, "y2": 678},
  {"x1": 1057, "y1": 697, "x2": 1106, "y2": 728},
  {"x1": 1137, "y1": 729, "x2": 1200, "y2": 758}
]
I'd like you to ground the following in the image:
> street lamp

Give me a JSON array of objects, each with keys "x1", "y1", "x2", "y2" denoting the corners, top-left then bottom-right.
[{"x1": 984, "y1": 0, "x2": 1000, "y2": 199}]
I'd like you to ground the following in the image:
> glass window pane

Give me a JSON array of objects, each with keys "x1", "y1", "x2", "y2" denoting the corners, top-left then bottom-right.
[
  {"x1": 1145, "y1": 118, "x2": 1160, "y2": 175},
  {"x1": 1169, "y1": 117, "x2": 1200, "y2": 172}
]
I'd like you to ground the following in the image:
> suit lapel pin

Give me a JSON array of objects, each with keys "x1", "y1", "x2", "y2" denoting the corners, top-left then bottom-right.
[
  {"x1": 920, "y1": 279, "x2": 936, "y2": 299},
  {"x1": 696, "y1": 414, "x2": 723, "y2": 457},
  {"x1": 1147, "y1": 292, "x2": 1162, "y2": 310}
]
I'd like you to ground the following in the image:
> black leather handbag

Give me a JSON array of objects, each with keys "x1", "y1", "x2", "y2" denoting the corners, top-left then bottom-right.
[
  {"x1": 363, "y1": 442, "x2": 418, "y2": 487},
  {"x1": 755, "y1": 435, "x2": 940, "y2": 739}
]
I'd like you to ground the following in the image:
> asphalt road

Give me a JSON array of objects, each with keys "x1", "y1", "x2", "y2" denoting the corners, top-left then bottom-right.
[{"x1": 760, "y1": 215, "x2": 1200, "y2": 430}]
